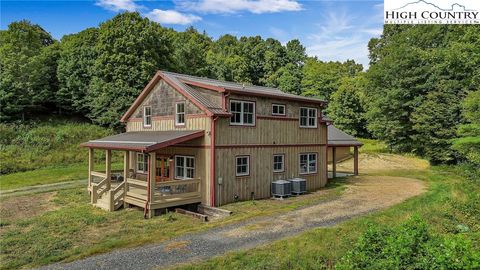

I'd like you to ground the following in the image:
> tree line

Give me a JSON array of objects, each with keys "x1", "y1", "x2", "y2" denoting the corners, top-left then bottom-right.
[{"x1": 1, "y1": 12, "x2": 479, "y2": 165}]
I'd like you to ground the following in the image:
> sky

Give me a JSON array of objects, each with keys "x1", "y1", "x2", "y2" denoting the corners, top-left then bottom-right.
[{"x1": 0, "y1": 0, "x2": 385, "y2": 67}]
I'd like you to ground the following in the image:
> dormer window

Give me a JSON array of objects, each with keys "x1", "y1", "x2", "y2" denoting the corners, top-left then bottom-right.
[
  {"x1": 272, "y1": 104, "x2": 286, "y2": 116},
  {"x1": 143, "y1": 106, "x2": 152, "y2": 127},
  {"x1": 230, "y1": 100, "x2": 255, "y2": 126},
  {"x1": 175, "y1": 102, "x2": 185, "y2": 126}
]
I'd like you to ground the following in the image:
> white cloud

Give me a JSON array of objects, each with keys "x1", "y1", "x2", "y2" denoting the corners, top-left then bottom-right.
[
  {"x1": 146, "y1": 9, "x2": 202, "y2": 25},
  {"x1": 177, "y1": 0, "x2": 302, "y2": 14},
  {"x1": 305, "y1": 9, "x2": 382, "y2": 68},
  {"x1": 95, "y1": 0, "x2": 140, "y2": 12}
]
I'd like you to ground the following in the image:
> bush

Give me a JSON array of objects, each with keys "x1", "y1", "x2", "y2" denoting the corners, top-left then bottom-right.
[
  {"x1": 336, "y1": 216, "x2": 480, "y2": 270},
  {"x1": 0, "y1": 120, "x2": 113, "y2": 174}
]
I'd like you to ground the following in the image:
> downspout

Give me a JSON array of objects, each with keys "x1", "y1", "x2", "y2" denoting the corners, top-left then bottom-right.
[
  {"x1": 210, "y1": 116, "x2": 219, "y2": 207},
  {"x1": 144, "y1": 153, "x2": 150, "y2": 218}
]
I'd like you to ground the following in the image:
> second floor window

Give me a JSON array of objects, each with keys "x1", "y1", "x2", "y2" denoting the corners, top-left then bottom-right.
[
  {"x1": 272, "y1": 104, "x2": 286, "y2": 116},
  {"x1": 230, "y1": 100, "x2": 255, "y2": 126},
  {"x1": 300, "y1": 107, "x2": 317, "y2": 128},
  {"x1": 143, "y1": 106, "x2": 152, "y2": 127},
  {"x1": 176, "y1": 102, "x2": 185, "y2": 126}
]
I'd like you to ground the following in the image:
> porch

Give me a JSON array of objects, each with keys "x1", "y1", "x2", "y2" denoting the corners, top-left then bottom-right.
[{"x1": 82, "y1": 130, "x2": 205, "y2": 218}]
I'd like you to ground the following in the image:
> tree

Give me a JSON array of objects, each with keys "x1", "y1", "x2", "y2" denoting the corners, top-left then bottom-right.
[
  {"x1": 172, "y1": 27, "x2": 212, "y2": 77},
  {"x1": 57, "y1": 28, "x2": 98, "y2": 113},
  {"x1": 0, "y1": 20, "x2": 56, "y2": 121},
  {"x1": 327, "y1": 76, "x2": 369, "y2": 137},
  {"x1": 86, "y1": 12, "x2": 174, "y2": 127},
  {"x1": 452, "y1": 90, "x2": 480, "y2": 165},
  {"x1": 301, "y1": 58, "x2": 362, "y2": 100}
]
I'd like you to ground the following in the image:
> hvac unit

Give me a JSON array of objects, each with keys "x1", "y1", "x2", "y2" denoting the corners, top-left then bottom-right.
[
  {"x1": 289, "y1": 178, "x2": 307, "y2": 195},
  {"x1": 271, "y1": 180, "x2": 292, "y2": 198}
]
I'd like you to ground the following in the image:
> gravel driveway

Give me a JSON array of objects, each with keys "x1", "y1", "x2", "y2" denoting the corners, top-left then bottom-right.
[{"x1": 38, "y1": 176, "x2": 425, "y2": 270}]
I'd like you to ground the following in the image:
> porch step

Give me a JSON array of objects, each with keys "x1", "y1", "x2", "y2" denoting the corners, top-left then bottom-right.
[{"x1": 93, "y1": 194, "x2": 123, "y2": 211}]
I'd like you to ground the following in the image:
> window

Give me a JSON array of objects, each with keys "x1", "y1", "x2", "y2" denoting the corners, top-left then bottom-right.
[
  {"x1": 175, "y1": 156, "x2": 195, "y2": 179},
  {"x1": 300, "y1": 107, "x2": 317, "y2": 128},
  {"x1": 230, "y1": 100, "x2": 255, "y2": 126},
  {"x1": 136, "y1": 153, "x2": 148, "y2": 173},
  {"x1": 299, "y1": 153, "x2": 317, "y2": 174},
  {"x1": 272, "y1": 104, "x2": 286, "y2": 116},
  {"x1": 273, "y1": 154, "x2": 285, "y2": 172},
  {"x1": 236, "y1": 156, "x2": 250, "y2": 176},
  {"x1": 143, "y1": 106, "x2": 152, "y2": 127},
  {"x1": 175, "y1": 102, "x2": 185, "y2": 126}
]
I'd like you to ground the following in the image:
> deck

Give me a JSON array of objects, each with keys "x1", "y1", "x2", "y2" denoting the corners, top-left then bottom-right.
[{"x1": 88, "y1": 170, "x2": 201, "y2": 214}]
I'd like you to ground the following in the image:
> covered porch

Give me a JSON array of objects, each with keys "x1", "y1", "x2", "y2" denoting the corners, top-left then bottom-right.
[
  {"x1": 327, "y1": 125, "x2": 363, "y2": 178},
  {"x1": 81, "y1": 130, "x2": 205, "y2": 218}
]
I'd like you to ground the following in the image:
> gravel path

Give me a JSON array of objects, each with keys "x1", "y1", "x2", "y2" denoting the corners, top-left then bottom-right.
[
  {"x1": 38, "y1": 176, "x2": 425, "y2": 270},
  {"x1": 0, "y1": 179, "x2": 86, "y2": 197}
]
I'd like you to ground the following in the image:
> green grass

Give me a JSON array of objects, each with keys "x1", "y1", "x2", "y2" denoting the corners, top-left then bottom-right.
[
  {"x1": 0, "y1": 163, "x2": 123, "y2": 190},
  {"x1": 358, "y1": 138, "x2": 389, "y2": 153},
  {"x1": 174, "y1": 165, "x2": 480, "y2": 270},
  {"x1": 0, "y1": 177, "x2": 347, "y2": 270},
  {"x1": 0, "y1": 119, "x2": 115, "y2": 174}
]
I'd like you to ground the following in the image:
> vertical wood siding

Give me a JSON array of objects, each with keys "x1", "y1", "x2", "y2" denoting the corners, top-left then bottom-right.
[{"x1": 215, "y1": 145, "x2": 327, "y2": 205}]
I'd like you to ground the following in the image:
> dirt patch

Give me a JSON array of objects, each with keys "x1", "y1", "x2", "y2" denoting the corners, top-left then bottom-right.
[
  {"x1": 334, "y1": 153, "x2": 429, "y2": 173},
  {"x1": 0, "y1": 192, "x2": 58, "y2": 223},
  {"x1": 224, "y1": 176, "x2": 426, "y2": 238}
]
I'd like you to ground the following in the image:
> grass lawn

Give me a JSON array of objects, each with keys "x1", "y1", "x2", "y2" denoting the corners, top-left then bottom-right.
[
  {"x1": 174, "y1": 165, "x2": 480, "y2": 270},
  {"x1": 0, "y1": 176, "x2": 346, "y2": 270},
  {"x1": 0, "y1": 163, "x2": 123, "y2": 190}
]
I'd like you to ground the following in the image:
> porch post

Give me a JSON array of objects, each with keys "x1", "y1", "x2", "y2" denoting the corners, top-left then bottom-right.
[
  {"x1": 148, "y1": 152, "x2": 156, "y2": 218},
  {"x1": 88, "y1": 148, "x2": 94, "y2": 190},
  {"x1": 353, "y1": 146, "x2": 359, "y2": 176},
  {"x1": 123, "y1": 150, "x2": 130, "y2": 208},
  {"x1": 105, "y1": 149, "x2": 111, "y2": 190},
  {"x1": 332, "y1": 147, "x2": 337, "y2": 178}
]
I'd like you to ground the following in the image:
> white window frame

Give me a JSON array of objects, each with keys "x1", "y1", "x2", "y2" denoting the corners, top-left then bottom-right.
[
  {"x1": 235, "y1": 155, "x2": 250, "y2": 177},
  {"x1": 230, "y1": 100, "x2": 255, "y2": 126},
  {"x1": 272, "y1": 104, "x2": 286, "y2": 116},
  {"x1": 299, "y1": 153, "x2": 317, "y2": 174},
  {"x1": 273, "y1": 154, "x2": 285, "y2": 173},
  {"x1": 136, "y1": 153, "x2": 148, "y2": 173},
  {"x1": 175, "y1": 155, "x2": 195, "y2": 179},
  {"x1": 143, "y1": 106, "x2": 152, "y2": 127},
  {"x1": 299, "y1": 107, "x2": 317, "y2": 128},
  {"x1": 175, "y1": 102, "x2": 185, "y2": 126}
]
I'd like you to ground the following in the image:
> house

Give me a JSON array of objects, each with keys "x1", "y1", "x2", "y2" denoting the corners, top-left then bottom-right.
[{"x1": 81, "y1": 71, "x2": 361, "y2": 218}]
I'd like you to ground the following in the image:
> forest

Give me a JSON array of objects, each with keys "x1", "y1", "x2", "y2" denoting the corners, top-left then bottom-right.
[{"x1": 1, "y1": 12, "x2": 479, "y2": 167}]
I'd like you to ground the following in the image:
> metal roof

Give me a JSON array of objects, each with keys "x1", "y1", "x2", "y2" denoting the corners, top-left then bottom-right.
[
  {"x1": 81, "y1": 130, "x2": 204, "y2": 152},
  {"x1": 328, "y1": 125, "x2": 362, "y2": 146},
  {"x1": 161, "y1": 71, "x2": 326, "y2": 105}
]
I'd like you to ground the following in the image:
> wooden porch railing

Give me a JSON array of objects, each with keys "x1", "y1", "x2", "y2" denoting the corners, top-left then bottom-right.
[
  {"x1": 153, "y1": 178, "x2": 201, "y2": 202},
  {"x1": 91, "y1": 176, "x2": 108, "y2": 204},
  {"x1": 107, "y1": 181, "x2": 125, "y2": 211}
]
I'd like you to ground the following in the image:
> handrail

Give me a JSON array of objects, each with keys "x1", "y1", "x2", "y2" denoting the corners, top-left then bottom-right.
[
  {"x1": 156, "y1": 178, "x2": 200, "y2": 187},
  {"x1": 91, "y1": 171, "x2": 107, "y2": 178},
  {"x1": 126, "y1": 178, "x2": 148, "y2": 188},
  {"x1": 109, "y1": 181, "x2": 125, "y2": 210}
]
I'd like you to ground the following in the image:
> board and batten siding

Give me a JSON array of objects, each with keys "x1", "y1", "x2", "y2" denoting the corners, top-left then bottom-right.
[
  {"x1": 214, "y1": 92, "x2": 328, "y2": 205},
  {"x1": 215, "y1": 145, "x2": 327, "y2": 205}
]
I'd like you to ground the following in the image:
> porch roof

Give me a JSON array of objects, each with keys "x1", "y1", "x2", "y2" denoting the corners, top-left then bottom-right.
[
  {"x1": 81, "y1": 130, "x2": 204, "y2": 152},
  {"x1": 328, "y1": 125, "x2": 363, "y2": 147}
]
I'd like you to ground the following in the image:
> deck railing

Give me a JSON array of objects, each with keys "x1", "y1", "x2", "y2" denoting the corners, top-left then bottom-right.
[{"x1": 91, "y1": 176, "x2": 108, "y2": 203}]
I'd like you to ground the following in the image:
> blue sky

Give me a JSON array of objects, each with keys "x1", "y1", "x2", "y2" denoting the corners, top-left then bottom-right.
[{"x1": 1, "y1": 0, "x2": 384, "y2": 67}]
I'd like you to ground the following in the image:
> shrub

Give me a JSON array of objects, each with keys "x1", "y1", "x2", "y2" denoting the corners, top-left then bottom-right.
[{"x1": 336, "y1": 216, "x2": 480, "y2": 270}]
